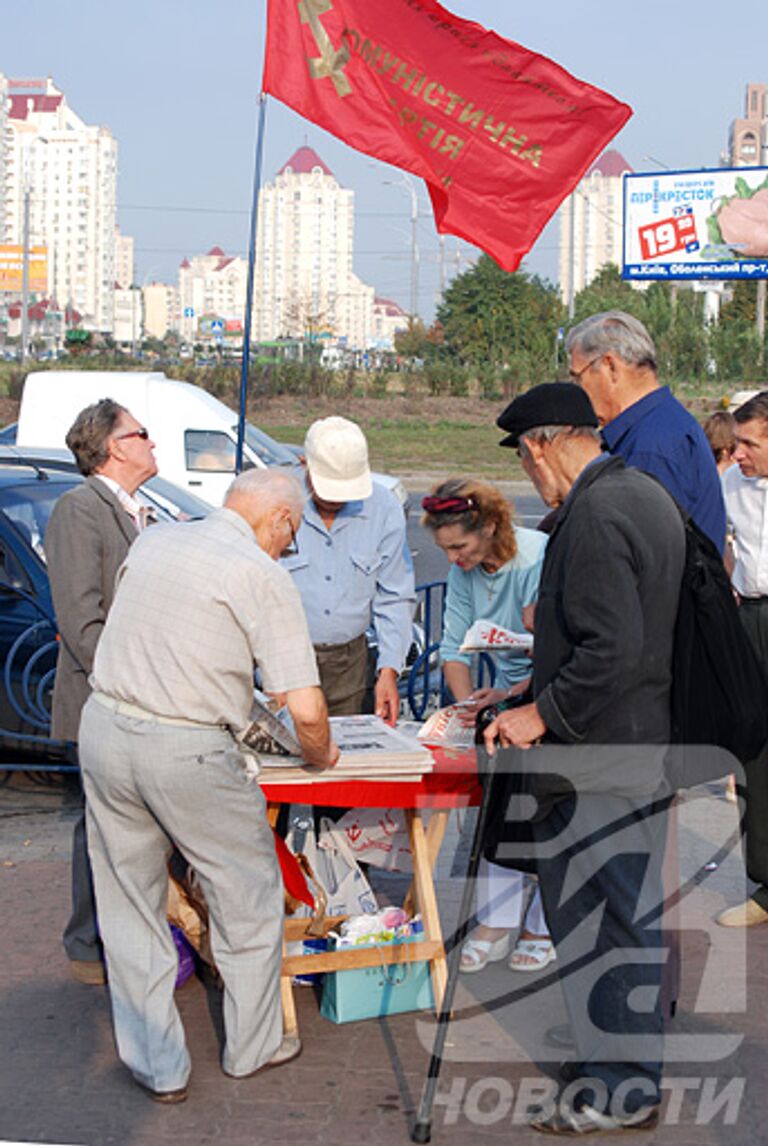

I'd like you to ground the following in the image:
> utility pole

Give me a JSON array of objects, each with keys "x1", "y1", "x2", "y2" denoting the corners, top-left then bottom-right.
[
  {"x1": 20, "y1": 188, "x2": 31, "y2": 361},
  {"x1": 757, "y1": 280, "x2": 766, "y2": 367}
]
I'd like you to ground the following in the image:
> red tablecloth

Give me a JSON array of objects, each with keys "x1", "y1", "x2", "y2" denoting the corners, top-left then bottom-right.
[{"x1": 261, "y1": 746, "x2": 481, "y2": 809}]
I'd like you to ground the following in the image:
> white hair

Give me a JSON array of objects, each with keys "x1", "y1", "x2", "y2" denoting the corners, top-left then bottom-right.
[{"x1": 225, "y1": 467, "x2": 305, "y2": 516}]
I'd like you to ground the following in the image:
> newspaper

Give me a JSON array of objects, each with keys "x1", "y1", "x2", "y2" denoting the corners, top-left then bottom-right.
[
  {"x1": 459, "y1": 619, "x2": 533, "y2": 653},
  {"x1": 258, "y1": 714, "x2": 434, "y2": 783},
  {"x1": 239, "y1": 690, "x2": 301, "y2": 757},
  {"x1": 418, "y1": 704, "x2": 476, "y2": 750}
]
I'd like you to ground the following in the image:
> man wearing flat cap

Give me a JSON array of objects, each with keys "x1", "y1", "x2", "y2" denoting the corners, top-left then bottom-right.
[
  {"x1": 485, "y1": 382, "x2": 685, "y2": 1135},
  {"x1": 282, "y1": 416, "x2": 415, "y2": 723}
]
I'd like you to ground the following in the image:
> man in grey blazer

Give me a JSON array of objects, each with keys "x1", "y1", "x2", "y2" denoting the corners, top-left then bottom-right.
[{"x1": 45, "y1": 399, "x2": 158, "y2": 984}]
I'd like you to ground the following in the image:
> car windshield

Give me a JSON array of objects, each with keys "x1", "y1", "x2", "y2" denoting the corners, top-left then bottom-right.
[
  {"x1": 0, "y1": 476, "x2": 81, "y2": 562},
  {"x1": 239, "y1": 424, "x2": 298, "y2": 467}
]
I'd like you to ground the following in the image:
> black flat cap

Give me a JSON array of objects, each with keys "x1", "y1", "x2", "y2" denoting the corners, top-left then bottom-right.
[{"x1": 496, "y1": 382, "x2": 599, "y2": 448}]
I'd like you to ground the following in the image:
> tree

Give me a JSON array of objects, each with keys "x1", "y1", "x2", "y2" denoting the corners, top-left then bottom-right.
[{"x1": 436, "y1": 256, "x2": 564, "y2": 384}]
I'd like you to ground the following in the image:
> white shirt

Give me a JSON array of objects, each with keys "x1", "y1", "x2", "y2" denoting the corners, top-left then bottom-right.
[
  {"x1": 723, "y1": 464, "x2": 768, "y2": 598},
  {"x1": 95, "y1": 473, "x2": 144, "y2": 530}
]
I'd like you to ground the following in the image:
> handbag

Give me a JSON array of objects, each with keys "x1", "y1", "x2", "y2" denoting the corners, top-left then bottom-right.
[{"x1": 320, "y1": 934, "x2": 433, "y2": 1024}]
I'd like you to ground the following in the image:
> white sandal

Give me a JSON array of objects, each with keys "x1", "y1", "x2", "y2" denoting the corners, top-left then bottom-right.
[
  {"x1": 459, "y1": 931, "x2": 511, "y2": 974},
  {"x1": 508, "y1": 938, "x2": 557, "y2": 973}
]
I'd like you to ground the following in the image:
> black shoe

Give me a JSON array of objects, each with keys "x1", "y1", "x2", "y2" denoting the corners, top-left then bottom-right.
[
  {"x1": 544, "y1": 1022, "x2": 575, "y2": 1050},
  {"x1": 531, "y1": 1103, "x2": 660, "y2": 1135}
]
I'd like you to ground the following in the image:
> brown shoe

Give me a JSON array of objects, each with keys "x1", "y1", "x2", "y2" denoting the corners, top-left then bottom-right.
[
  {"x1": 69, "y1": 959, "x2": 107, "y2": 985},
  {"x1": 134, "y1": 1077, "x2": 189, "y2": 1104},
  {"x1": 224, "y1": 1035, "x2": 302, "y2": 1079},
  {"x1": 716, "y1": 898, "x2": 768, "y2": 928}
]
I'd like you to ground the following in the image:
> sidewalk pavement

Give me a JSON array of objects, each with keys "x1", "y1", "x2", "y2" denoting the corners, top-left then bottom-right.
[{"x1": 1, "y1": 772, "x2": 767, "y2": 1146}]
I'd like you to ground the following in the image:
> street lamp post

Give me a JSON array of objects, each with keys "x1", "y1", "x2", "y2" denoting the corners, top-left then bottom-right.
[{"x1": 384, "y1": 173, "x2": 420, "y2": 319}]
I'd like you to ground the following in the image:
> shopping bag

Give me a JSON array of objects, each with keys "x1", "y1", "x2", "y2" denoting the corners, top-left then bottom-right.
[
  {"x1": 334, "y1": 807, "x2": 413, "y2": 873},
  {"x1": 320, "y1": 935, "x2": 434, "y2": 1023},
  {"x1": 287, "y1": 814, "x2": 378, "y2": 919}
]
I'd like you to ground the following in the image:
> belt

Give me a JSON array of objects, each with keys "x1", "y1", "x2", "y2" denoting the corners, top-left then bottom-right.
[
  {"x1": 738, "y1": 594, "x2": 768, "y2": 606},
  {"x1": 314, "y1": 633, "x2": 368, "y2": 652},
  {"x1": 91, "y1": 691, "x2": 228, "y2": 731}
]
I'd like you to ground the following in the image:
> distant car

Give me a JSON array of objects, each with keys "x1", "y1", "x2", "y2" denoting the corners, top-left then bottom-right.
[
  {"x1": 0, "y1": 456, "x2": 209, "y2": 768},
  {"x1": 727, "y1": 389, "x2": 761, "y2": 411}
]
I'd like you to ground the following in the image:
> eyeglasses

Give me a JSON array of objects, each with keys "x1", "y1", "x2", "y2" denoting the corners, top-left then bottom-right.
[
  {"x1": 115, "y1": 427, "x2": 150, "y2": 442},
  {"x1": 569, "y1": 355, "x2": 603, "y2": 383}
]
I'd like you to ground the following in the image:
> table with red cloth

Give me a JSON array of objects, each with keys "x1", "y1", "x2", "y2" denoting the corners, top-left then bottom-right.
[{"x1": 261, "y1": 747, "x2": 481, "y2": 1034}]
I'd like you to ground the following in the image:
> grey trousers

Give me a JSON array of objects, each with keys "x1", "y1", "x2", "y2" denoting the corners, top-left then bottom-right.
[{"x1": 79, "y1": 695, "x2": 283, "y2": 1091}]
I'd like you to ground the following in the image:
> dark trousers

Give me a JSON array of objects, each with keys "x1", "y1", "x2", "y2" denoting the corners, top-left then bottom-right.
[
  {"x1": 314, "y1": 633, "x2": 369, "y2": 717},
  {"x1": 534, "y1": 791, "x2": 668, "y2": 1112},
  {"x1": 737, "y1": 598, "x2": 768, "y2": 910},
  {"x1": 62, "y1": 789, "x2": 103, "y2": 964}
]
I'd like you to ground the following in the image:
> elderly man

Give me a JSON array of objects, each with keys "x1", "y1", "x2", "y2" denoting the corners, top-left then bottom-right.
[
  {"x1": 78, "y1": 468, "x2": 338, "y2": 1102},
  {"x1": 486, "y1": 383, "x2": 685, "y2": 1135},
  {"x1": 717, "y1": 392, "x2": 768, "y2": 927},
  {"x1": 566, "y1": 310, "x2": 725, "y2": 551},
  {"x1": 46, "y1": 399, "x2": 158, "y2": 985},
  {"x1": 283, "y1": 415, "x2": 415, "y2": 723}
]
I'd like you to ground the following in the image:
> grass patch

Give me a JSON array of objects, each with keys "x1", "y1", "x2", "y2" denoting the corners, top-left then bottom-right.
[{"x1": 261, "y1": 419, "x2": 524, "y2": 479}]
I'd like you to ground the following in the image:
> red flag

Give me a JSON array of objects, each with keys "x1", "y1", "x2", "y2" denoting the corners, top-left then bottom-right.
[{"x1": 263, "y1": 0, "x2": 631, "y2": 272}]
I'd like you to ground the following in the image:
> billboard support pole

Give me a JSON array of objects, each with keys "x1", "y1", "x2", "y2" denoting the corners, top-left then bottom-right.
[
  {"x1": 236, "y1": 92, "x2": 268, "y2": 476},
  {"x1": 758, "y1": 281, "x2": 766, "y2": 366},
  {"x1": 20, "y1": 189, "x2": 31, "y2": 361}
]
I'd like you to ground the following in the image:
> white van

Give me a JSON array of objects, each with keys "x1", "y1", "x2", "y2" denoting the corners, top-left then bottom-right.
[{"x1": 16, "y1": 371, "x2": 408, "y2": 511}]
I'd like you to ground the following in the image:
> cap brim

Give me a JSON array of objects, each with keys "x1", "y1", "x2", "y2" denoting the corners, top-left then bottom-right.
[
  {"x1": 308, "y1": 465, "x2": 373, "y2": 502},
  {"x1": 498, "y1": 431, "x2": 519, "y2": 449}
]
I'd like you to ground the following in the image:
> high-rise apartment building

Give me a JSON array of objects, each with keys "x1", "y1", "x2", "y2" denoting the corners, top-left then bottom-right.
[
  {"x1": 3, "y1": 76, "x2": 117, "y2": 331},
  {"x1": 729, "y1": 84, "x2": 768, "y2": 167},
  {"x1": 143, "y1": 281, "x2": 179, "y2": 341},
  {"x1": 114, "y1": 227, "x2": 134, "y2": 290},
  {"x1": 177, "y1": 247, "x2": 247, "y2": 344},
  {"x1": 558, "y1": 149, "x2": 632, "y2": 308},
  {"x1": 254, "y1": 146, "x2": 374, "y2": 348},
  {"x1": 0, "y1": 76, "x2": 8, "y2": 240}
]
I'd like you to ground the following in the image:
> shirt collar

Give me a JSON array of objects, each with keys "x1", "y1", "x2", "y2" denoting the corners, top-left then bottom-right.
[
  {"x1": 214, "y1": 506, "x2": 261, "y2": 542},
  {"x1": 602, "y1": 387, "x2": 670, "y2": 451},
  {"x1": 302, "y1": 486, "x2": 368, "y2": 533},
  {"x1": 95, "y1": 473, "x2": 143, "y2": 517}
]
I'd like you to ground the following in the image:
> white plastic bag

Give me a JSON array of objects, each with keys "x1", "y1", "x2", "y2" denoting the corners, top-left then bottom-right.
[
  {"x1": 286, "y1": 814, "x2": 378, "y2": 918},
  {"x1": 333, "y1": 807, "x2": 413, "y2": 873}
]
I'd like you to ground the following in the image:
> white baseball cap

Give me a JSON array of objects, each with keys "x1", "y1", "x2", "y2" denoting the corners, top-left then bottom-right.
[{"x1": 304, "y1": 416, "x2": 373, "y2": 502}]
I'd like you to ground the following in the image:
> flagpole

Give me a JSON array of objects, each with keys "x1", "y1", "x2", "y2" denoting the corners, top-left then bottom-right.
[{"x1": 236, "y1": 91, "x2": 268, "y2": 475}]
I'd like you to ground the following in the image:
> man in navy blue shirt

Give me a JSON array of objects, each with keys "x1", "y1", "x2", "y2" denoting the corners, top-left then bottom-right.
[{"x1": 565, "y1": 311, "x2": 725, "y2": 552}]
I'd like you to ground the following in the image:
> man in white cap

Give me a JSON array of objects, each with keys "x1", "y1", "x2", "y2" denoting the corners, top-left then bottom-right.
[{"x1": 282, "y1": 416, "x2": 415, "y2": 723}]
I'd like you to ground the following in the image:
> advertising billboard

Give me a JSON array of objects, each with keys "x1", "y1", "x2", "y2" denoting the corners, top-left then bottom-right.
[
  {"x1": 623, "y1": 167, "x2": 768, "y2": 282},
  {"x1": 0, "y1": 245, "x2": 48, "y2": 293}
]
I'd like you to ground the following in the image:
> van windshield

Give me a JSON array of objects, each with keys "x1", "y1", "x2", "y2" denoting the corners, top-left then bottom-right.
[{"x1": 240, "y1": 424, "x2": 298, "y2": 467}]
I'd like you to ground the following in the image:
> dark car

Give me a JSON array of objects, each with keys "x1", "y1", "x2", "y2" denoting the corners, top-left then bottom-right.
[{"x1": 0, "y1": 457, "x2": 209, "y2": 770}]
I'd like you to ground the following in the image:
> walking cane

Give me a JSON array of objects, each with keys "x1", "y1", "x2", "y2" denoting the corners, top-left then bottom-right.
[{"x1": 411, "y1": 739, "x2": 501, "y2": 1144}]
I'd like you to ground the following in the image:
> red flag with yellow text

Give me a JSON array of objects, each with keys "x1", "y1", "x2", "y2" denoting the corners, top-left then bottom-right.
[{"x1": 263, "y1": 0, "x2": 631, "y2": 272}]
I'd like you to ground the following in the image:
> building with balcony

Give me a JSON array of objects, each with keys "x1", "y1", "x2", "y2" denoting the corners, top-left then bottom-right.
[
  {"x1": 2, "y1": 75, "x2": 117, "y2": 332},
  {"x1": 558, "y1": 149, "x2": 633, "y2": 308}
]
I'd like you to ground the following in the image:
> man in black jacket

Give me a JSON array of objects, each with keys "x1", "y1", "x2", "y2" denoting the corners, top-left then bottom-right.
[{"x1": 485, "y1": 382, "x2": 685, "y2": 1135}]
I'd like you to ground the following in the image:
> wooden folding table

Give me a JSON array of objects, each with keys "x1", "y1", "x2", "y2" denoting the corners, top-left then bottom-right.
[{"x1": 260, "y1": 748, "x2": 480, "y2": 1035}]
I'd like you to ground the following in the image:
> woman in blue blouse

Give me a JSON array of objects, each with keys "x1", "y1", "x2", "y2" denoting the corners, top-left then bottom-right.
[{"x1": 422, "y1": 478, "x2": 555, "y2": 973}]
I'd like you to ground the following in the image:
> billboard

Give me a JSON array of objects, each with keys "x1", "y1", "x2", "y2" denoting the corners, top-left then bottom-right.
[
  {"x1": 0, "y1": 245, "x2": 48, "y2": 293},
  {"x1": 623, "y1": 167, "x2": 768, "y2": 281}
]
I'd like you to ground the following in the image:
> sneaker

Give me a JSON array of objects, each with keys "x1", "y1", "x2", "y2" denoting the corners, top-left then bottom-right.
[{"x1": 224, "y1": 1035, "x2": 302, "y2": 1079}]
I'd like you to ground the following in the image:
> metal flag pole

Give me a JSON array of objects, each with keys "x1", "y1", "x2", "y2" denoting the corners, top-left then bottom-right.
[
  {"x1": 236, "y1": 91, "x2": 268, "y2": 474},
  {"x1": 411, "y1": 744, "x2": 501, "y2": 1144}
]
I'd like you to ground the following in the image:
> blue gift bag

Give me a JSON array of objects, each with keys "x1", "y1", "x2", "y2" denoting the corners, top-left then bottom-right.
[{"x1": 320, "y1": 935, "x2": 434, "y2": 1024}]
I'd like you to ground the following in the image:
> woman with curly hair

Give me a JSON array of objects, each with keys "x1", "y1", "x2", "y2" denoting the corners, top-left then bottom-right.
[{"x1": 422, "y1": 478, "x2": 554, "y2": 973}]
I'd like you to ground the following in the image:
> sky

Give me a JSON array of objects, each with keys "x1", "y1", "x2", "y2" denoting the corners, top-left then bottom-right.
[{"x1": 4, "y1": 0, "x2": 767, "y2": 320}]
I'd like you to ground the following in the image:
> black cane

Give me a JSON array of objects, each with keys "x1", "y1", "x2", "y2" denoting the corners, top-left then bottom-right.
[{"x1": 411, "y1": 740, "x2": 501, "y2": 1144}]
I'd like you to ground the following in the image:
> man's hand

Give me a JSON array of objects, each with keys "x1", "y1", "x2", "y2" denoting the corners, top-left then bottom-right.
[
  {"x1": 483, "y1": 703, "x2": 546, "y2": 754},
  {"x1": 374, "y1": 667, "x2": 400, "y2": 726}
]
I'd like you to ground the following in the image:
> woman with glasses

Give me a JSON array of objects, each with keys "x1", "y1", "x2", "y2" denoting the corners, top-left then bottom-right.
[{"x1": 422, "y1": 478, "x2": 555, "y2": 974}]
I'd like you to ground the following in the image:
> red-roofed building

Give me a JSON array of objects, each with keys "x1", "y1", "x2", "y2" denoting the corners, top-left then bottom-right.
[
  {"x1": 2, "y1": 73, "x2": 118, "y2": 333},
  {"x1": 558, "y1": 149, "x2": 634, "y2": 307},
  {"x1": 178, "y1": 246, "x2": 248, "y2": 343},
  {"x1": 253, "y1": 146, "x2": 374, "y2": 348}
]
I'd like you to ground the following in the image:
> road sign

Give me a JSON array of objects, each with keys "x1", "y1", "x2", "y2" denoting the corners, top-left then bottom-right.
[
  {"x1": 183, "y1": 306, "x2": 195, "y2": 318},
  {"x1": 210, "y1": 319, "x2": 224, "y2": 332}
]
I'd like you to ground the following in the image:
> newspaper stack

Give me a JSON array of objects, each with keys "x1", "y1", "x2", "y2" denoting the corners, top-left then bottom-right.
[
  {"x1": 459, "y1": 619, "x2": 533, "y2": 653},
  {"x1": 257, "y1": 713, "x2": 434, "y2": 784}
]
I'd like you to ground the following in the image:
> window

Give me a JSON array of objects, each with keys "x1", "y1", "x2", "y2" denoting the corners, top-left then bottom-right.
[{"x1": 184, "y1": 430, "x2": 237, "y2": 473}]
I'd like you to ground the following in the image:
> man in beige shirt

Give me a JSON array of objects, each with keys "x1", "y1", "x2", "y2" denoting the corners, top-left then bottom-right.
[{"x1": 78, "y1": 468, "x2": 337, "y2": 1103}]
